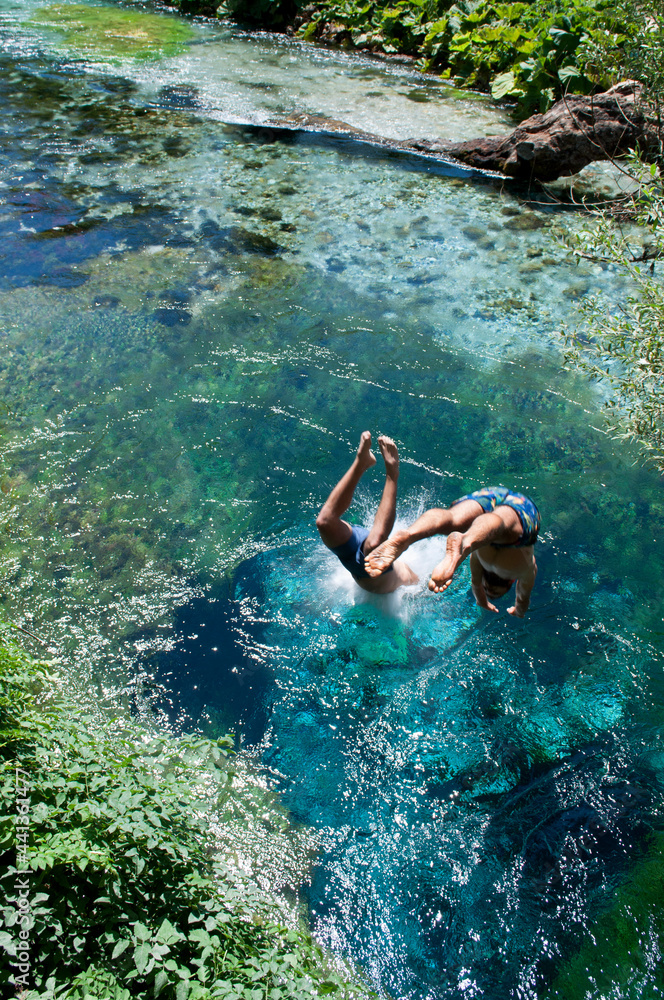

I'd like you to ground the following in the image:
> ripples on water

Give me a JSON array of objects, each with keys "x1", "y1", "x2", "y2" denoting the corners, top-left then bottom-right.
[{"x1": 1, "y1": 2, "x2": 664, "y2": 997}]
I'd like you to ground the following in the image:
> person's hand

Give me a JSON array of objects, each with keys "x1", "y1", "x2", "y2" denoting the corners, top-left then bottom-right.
[
  {"x1": 507, "y1": 605, "x2": 525, "y2": 618},
  {"x1": 472, "y1": 584, "x2": 498, "y2": 613}
]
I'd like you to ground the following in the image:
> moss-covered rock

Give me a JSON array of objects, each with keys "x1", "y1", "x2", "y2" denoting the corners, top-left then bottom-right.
[
  {"x1": 31, "y1": 4, "x2": 195, "y2": 61},
  {"x1": 546, "y1": 831, "x2": 664, "y2": 999}
]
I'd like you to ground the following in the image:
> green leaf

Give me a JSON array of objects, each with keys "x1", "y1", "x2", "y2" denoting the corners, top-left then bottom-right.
[
  {"x1": 134, "y1": 942, "x2": 151, "y2": 974},
  {"x1": 558, "y1": 63, "x2": 582, "y2": 83},
  {"x1": 112, "y1": 938, "x2": 131, "y2": 960},
  {"x1": 156, "y1": 918, "x2": 181, "y2": 945},
  {"x1": 154, "y1": 970, "x2": 169, "y2": 996},
  {"x1": 491, "y1": 70, "x2": 523, "y2": 99}
]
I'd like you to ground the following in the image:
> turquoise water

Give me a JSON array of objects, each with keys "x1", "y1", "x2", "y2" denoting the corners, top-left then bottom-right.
[{"x1": 1, "y1": 1, "x2": 664, "y2": 997}]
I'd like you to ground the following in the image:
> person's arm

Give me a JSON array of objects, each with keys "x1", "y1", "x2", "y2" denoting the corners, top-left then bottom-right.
[
  {"x1": 470, "y1": 552, "x2": 499, "y2": 613},
  {"x1": 507, "y1": 560, "x2": 537, "y2": 618}
]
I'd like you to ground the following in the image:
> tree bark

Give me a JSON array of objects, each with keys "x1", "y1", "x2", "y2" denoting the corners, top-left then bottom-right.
[{"x1": 409, "y1": 81, "x2": 659, "y2": 182}]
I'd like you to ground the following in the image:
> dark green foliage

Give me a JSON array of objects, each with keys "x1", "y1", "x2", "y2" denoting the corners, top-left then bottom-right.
[
  {"x1": 217, "y1": 0, "x2": 301, "y2": 28},
  {"x1": 0, "y1": 635, "x2": 375, "y2": 999},
  {"x1": 176, "y1": 1, "x2": 221, "y2": 16},
  {"x1": 429, "y1": 0, "x2": 621, "y2": 112},
  {"x1": 579, "y1": 0, "x2": 664, "y2": 139}
]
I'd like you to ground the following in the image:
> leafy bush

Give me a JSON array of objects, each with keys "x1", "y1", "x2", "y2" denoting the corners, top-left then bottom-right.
[
  {"x1": 216, "y1": 0, "x2": 301, "y2": 27},
  {"x1": 296, "y1": 0, "x2": 636, "y2": 116},
  {"x1": 577, "y1": 0, "x2": 664, "y2": 135},
  {"x1": 0, "y1": 635, "x2": 375, "y2": 999},
  {"x1": 429, "y1": 0, "x2": 623, "y2": 113}
]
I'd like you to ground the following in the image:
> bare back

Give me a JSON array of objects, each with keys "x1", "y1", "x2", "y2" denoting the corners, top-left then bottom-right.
[{"x1": 475, "y1": 543, "x2": 536, "y2": 582}]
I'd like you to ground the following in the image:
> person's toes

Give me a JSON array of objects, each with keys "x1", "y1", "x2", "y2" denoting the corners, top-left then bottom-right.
[{"x1": 357, "y1": 431, "x2": 376, "y2": 467}]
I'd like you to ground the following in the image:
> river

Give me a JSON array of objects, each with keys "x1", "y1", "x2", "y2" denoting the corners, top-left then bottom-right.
[{"x1": 1, "y1": 2, "x2": 663, "y2": 998}]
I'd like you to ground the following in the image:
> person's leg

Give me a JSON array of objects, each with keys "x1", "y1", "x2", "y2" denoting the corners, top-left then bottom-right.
[
  {"x1": 363, "y1": 435, "x2": 399, "y2": 554},
  {"x1": 429, "y1": 508, "x2": 521, "y2": 592},
  {"x1": 364, "y1": 498, "x2": 483, "y2": 576},
  {"x1": 316, "y1": 431, "x2": 376, "y2": 549}
]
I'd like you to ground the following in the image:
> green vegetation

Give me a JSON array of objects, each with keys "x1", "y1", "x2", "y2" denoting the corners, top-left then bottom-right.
[
  {"x1": 216, "y1": 0, "x2": 299, "y2": 28},
  {"x1": 297, "y1": 0, "x2": 624, "y2": 114},
  {"x1": 558, "y1": 2, "x2": 664, "y2": 472},
  {"x1": 31, "y1": 4, "x2": 195, "y2": 61},
  {"x1": 0, "y1": 633, "x2": 376, "y2": 999}
]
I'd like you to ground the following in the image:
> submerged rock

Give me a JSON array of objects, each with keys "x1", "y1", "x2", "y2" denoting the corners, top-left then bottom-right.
[
  {"x1": 258, "y1": 207, "x2": 283, "y2": 222},
  {"x1": 92, "y1": 294, "x2": 120, "y2": 308},
  {"x1": 462, "y1": 225, "x2": 486, "y2": 242},
  {"x1": 153, "y1": 306, "x2": 192, "y2": 326},
  {"x1": 502, "y1": 212, "x2": 546, "y2": 231},
  {"x1": 199, "y1": 220, "x2": 283, "y2": 257},
  {"x1": 226, "y1": 227, "x2": 283, "y2": 256}
]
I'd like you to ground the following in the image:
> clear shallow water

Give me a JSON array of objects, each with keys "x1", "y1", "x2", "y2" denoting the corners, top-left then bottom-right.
[{"x1": 1, "y1": 2, "x2": 664, "y2": 997}]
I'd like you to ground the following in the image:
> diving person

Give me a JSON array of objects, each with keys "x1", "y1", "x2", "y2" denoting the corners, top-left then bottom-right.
[
  {"x1": 316, "y1": 432, "x2": 419, "y2": 594},
  {"x1": 364, "y1": 486, "x2": 540, "y2": 617}
]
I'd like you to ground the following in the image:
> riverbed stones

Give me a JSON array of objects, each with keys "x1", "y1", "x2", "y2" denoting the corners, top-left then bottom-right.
[
  {"x1": 462, "y1": 225, "x2": 485, "y2": 242},
  {"x1": 259, "y1": 207, "x2": 283, "y2": 221},
  {"x1": 502, "y1": 212, "x2": 546, "y2": 231}
]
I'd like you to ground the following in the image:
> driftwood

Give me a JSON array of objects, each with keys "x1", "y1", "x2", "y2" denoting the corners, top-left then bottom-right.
[
  {"x1": 262, "y1": 113, "x2": 508, "y2": 178},
  {"x1": 409, "y1": 81, "x2": 659, "y2": 182},
  {"x1": 262, "y1": 82, "x2": 659, "y2": 183}
]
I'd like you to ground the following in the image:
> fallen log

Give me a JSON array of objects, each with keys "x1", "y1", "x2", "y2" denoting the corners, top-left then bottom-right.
[
  {"x1": 260, "y1": 111, "x2": 504, "y2": 178},
  {"x1": 259, "y1": 81, "x2": 658, "y2": 184},
  {"x1": 409, "y1": 81, "x2": 660, "y2": 183}
]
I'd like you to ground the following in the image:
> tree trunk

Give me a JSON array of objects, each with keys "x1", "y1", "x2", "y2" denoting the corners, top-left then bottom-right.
[
  {"x1": 269, "y1": 81, "x2": 659, "y2": 183},
  {"x1": 409, "y1": 81, "x2": 659, "y2": 182}
]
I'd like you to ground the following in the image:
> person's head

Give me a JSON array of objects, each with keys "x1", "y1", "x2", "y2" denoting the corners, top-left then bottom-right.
[{"x1": 482, "y1": 569, "x2": 515, "y2": 600}]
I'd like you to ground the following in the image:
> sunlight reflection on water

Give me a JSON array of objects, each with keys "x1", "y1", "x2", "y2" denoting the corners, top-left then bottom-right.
[{"x1": 1, "y1": 2, "x2": 664, "y2": 997}]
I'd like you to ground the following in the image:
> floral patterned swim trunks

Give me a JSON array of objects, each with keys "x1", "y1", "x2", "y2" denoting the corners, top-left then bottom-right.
[{"x1": 451, "y1": 486, "x2": 541, "y2": 547}]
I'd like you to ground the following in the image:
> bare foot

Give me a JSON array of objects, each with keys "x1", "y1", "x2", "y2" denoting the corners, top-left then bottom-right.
[
  {"x1": 378, "y1": 434, "x2": 399, "y2": 478},
  {"x1": 356, "y1": 430, "x2": 376, "y2": 472},
  {"x1": 428, "y1": 532, "x2": 464, "y2": 593},
  {"x1": 364, "y1": 529, "x2": 411, "y2": 577}
]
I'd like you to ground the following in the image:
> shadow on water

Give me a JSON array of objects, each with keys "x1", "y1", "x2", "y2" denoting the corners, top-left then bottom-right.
[{"x1": 147, "y1": 561, "x2": 274, "y2": 745}]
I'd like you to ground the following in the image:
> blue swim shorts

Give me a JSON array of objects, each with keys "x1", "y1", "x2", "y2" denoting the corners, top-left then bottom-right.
[
  {"x1": 451, "y1": 486, "x2": 541, "y2": 547},
  {"x1": 331, "y1": 525, "x2": 394, "y2": 580}
]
